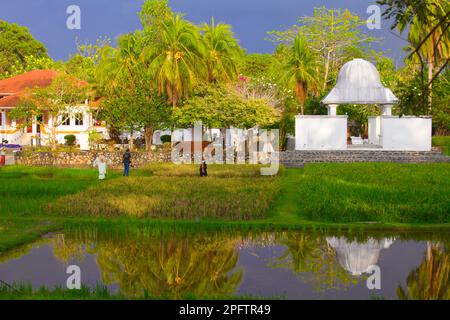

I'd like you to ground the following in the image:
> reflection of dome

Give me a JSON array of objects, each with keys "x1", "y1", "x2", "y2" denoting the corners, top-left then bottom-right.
[
  {"x1": 322, "y1": 58, "x2": 398, "y2": 105},
  {"x1": 326, "y1": 237, "x2": 395, "y2": 276}
]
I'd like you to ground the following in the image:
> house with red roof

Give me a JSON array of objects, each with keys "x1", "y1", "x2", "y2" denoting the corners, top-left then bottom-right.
[{"x1": 0, "y1": 70, "x2": 107, "y2": 149}]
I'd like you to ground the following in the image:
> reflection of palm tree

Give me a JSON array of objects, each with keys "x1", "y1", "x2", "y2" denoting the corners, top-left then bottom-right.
[
  {"x1": 58, "y1": 233, "x2": 242, "y2": 299},
  {"x1": 273, "y1": 232, "x2": 357, "y2": 292},
  {"x1": 51, "y1": 234, "x2": 85, "y2": 266},
  {"x1": 397, "y1": 243, "x2": 449, "y2": 300}
]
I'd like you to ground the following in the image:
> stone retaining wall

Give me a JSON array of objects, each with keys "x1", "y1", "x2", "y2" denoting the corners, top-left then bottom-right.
[
  {"x1": 281, "y1": 149, "x2": 450, "y2": 166},
  {"x1": 14, "y1": 150, "x2": 172, "y2": 168},
  {"x1": 12, "y1": 149, "x2": 450, "y2": 168}
]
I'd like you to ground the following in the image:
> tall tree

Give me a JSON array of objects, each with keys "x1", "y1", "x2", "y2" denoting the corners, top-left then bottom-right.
[
  {"x1": 96, "y1": 33, "x2": 171, "y2": 150},
  {"x1": 0, "y1": 20, "x2": 49, "y2": 77},
  {"x1": 280, "y1": 35, "x2": 319, "y2": 115},
  {"x1": 378, "y1": 0, "x2": 450, "y2": 112},
  {"x1": 201, "y1": 18, "x2": 243, "y2": 83},
  {"x1": 268, "y1": 7, "x2": 379, "y2": 92},
  {"x1": 143, "y1": 14, "x2": 206, "y2": 107}
]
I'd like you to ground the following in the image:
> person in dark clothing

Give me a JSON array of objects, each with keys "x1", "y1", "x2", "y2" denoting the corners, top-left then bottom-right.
[
  {"x1": 123, "y1": 148, "x2": 131, "y2": 176},
  {"x1": 199, "y1": 160, "x2": 207, "y2": 177}
]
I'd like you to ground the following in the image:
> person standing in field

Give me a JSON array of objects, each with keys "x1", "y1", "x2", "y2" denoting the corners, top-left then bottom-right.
[
  {"x1": 199, "y1": 159, "x2": 207, "y2": 177},
  {"x1": 93, "y1": 155, "x2": 109, "y2": 180},
  {"x1": 123, "y1": 148, "x2": 132, "y2": 176}
]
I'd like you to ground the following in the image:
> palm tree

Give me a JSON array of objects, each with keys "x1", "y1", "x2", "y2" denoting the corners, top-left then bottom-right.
[
  {"x1": 143, "y1": 14, "x2": 206, "y2": 107},
  {"x1": 281, "y1": 35, "x2": 319, "y2": 115},
  {"x1": 399, "y1": 1, "x2": 450, "y2": 112},
  {"x1": 201, "y1": 17, "x2": 243, "y2": 83}
]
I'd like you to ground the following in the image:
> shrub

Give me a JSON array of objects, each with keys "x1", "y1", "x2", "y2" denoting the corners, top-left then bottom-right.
[
  {"x1": 64, "y1": 135, "x2": 76, "y2": 146},
  {"x1": 160, "y1": 135, "x2": 171, "y2": 144}
]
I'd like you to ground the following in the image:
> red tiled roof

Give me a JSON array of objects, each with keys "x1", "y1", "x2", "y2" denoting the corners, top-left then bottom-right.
[
  {"x1": 0, "y1": 94, "x2": 22, "y2": 108},
  {"x1": 0, "y1": 70, "x2": 57, "y2": 94}
]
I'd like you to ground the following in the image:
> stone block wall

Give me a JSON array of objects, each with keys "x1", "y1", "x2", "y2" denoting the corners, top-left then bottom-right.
[
  {"x1": 280, "y1": 149, "x2": 450, "y2": 166},
  {"x1": 14, "y1": 150, "x2": 172, "y2": 168}
]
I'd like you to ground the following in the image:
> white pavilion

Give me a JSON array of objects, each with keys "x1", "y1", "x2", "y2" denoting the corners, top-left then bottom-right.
[{"x1": 295, "y1": 58, "x2": 432, "y2": 151}]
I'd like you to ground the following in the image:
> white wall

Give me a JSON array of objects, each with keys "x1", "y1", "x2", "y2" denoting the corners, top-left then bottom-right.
[
  {"x1": 295, "y1": 115, "x2": 348, "y2": 150},
  {"x1": 368, "y1": 116, "x2": 381, "y2": 145},
  {"x1": 381, "y1": 116, "x2": 432, "y2": 151}
]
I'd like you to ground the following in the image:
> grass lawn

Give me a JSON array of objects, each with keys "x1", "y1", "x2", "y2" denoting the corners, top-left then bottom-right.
[
  {"x1": 0, "y1": 163, "x2": 449, "y2": 251},
  {"x1": 433, "y1": 136, "x2": 450, "y2": 156}
]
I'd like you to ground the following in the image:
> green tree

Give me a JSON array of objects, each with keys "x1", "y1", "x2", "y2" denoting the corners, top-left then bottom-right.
[
  {"x1": 378, "y1": 0, "x2": 450, "y2": 112},
  {"x1": 96, "y1": 33, "x2": 171, "y2": 150},
  {"x1": 268, "y1": 7, "x2": 379, "y2": 92},
  {"x1": 173, "y1": 85, "x2": 279, "y2": 130},
  {"x1": 201, "y1": 18, "x2": 243, "y2": 83},
  {"x1": 143, "y1": 14, "x2": 206, "y2": 107},
  {"x1": 1, "y1": 55, "x2": 57, "y2": 79},
  {"x1": 0, "y1": 20, "x2": 49, "y2": 76},
  {"x1": 280, "y1": 35, "x2": 319, "y2": 115}
]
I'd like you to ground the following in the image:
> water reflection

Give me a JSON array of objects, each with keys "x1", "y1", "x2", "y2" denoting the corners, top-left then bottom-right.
[
  {"x1": 0, "y1": 229, "x2": 448, "y2": 299},
  {"x1": 326, "y1": 237, "x2": 394, "y2": 276},
  {"x1": 397, "y1": 242, "x2": 449, "y2": 300}
]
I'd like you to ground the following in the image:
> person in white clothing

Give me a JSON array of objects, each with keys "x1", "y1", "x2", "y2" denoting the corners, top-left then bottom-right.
[{"x1": 93, "y1": 155, "x2": 109, "y2": 180}]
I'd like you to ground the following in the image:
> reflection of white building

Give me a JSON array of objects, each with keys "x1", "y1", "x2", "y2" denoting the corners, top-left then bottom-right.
[
  {"x1": 326, "y1": 237, "x2": 394, "y2": 276},
  {"x1": 295, "y1": 59, "x2": 432, "y2": 151}
]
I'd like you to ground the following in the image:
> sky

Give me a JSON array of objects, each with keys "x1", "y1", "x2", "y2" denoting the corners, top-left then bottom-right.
[{"x1": 0, "y1": 0, "x2": 409, "y2": 66}]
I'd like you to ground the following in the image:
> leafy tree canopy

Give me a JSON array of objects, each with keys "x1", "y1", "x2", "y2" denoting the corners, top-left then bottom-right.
[{"x1": 0, "y1": 20, "x2": 49, "y2": 76}]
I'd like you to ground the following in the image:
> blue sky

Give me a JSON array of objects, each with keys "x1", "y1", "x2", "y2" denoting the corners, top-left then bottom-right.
[{"x1": 0, "y1": 0, "x2": 409, "y2": 65}]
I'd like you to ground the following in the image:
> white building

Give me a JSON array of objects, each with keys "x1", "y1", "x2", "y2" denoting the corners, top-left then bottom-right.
[
  {"x1": 295, "y1": 58, "x2": 432, "y2": 151},
  {"x1": 0, "y1": 70, "x2": 107, "y2": 150}
]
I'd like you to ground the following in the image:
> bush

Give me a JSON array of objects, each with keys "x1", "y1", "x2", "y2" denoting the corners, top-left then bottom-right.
[
  {"x1": 64, "y1": 134, "x2": 76, "y2": 146},
  {"x1": 160, "y1": 135, "x2": 171, "y2": 143}
]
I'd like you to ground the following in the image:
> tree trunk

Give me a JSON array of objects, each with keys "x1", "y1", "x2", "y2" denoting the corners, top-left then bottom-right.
[
  {"x1": 144, "y1": 126, "x2": 154, "y2": 151},
  {"x1": 323, "y1": 50, "x2": 331, "y2": 91},
  {"x1": 295, "y1": 82, "x2": 306, "y2": 115},
  {"x1": 427, "y1": 59, "x2": 434, "y2": 114}
]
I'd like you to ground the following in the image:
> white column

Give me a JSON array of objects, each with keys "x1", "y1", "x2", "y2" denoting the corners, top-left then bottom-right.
[
  {"x1": 381, "y1": 104, "x2": 393, "y2": 116},
  {"x1": 327, "y1": 104, "x2": 338, "y2": 116}
]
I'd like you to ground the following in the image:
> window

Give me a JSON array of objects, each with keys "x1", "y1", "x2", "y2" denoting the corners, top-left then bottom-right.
[
  {"x1": 74, "y1": 113, "x2": 83, "y2": 126},
  {"x1": 61, "y1": 113, "x2": 70, "y2": 126}
]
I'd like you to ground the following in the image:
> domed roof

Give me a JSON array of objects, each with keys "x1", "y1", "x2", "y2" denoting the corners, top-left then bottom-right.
[
  {"x1": 322, "y1": 58, "x2": 398, "y2": 105},
  {"x1": 326, "y1": 236, "x2": 394, "y2": 276}
]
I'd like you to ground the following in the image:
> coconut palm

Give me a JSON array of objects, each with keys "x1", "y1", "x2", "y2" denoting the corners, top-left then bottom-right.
[
  {"x1": 201, "y1": 17, "x2": 243, "y2": 83},
  {"x1": 281, "y1": 35, "x2": 319, "y2": 115},
  {"x1": 398, "y1": 1, "x2": 450, "y2": 112},
  {"x1": 143, "y1": 14, "x2": 206, "y2": 107}
]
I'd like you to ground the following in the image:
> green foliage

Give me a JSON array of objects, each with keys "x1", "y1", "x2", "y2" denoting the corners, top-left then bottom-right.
[
  {"x1": 88, "y1": 130, "x2": 103, "y2": 149},
  {"x1": 64, "y1": 135, "x2": 76, "y2": 146},
  {"x1": 268, "y1": 7, "x2": 379, "y2": 93},
  {"x1": 0, "y1": 55, "x2": 57, "y2": 79},
  {"x1": 160, "y1": 135, "x2": 171, "y2": 143},
  {"x1": 173, "y1": 85, "x2": 279, "y2": 129},
  {"x1": 0, "y1": 20, "x2": 49, "y2": 75},
  {"x1": 201, "y1": 17, "x2": 244, "y2": 83},
  {"x1": 279, "y1": 35, "x2": 319, "y2": 114}
]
